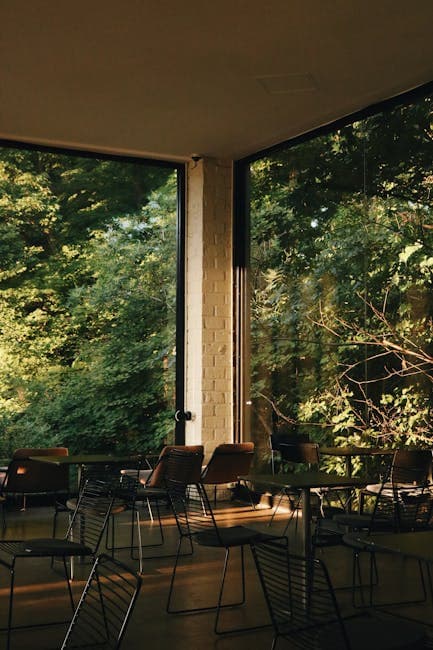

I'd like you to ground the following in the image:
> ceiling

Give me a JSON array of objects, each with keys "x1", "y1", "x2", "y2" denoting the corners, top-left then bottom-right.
[{"x1": 2, "y1": 1, "x2": 433, "y2": 163}]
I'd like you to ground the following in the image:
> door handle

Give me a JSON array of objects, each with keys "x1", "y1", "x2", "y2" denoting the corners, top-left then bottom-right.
[{"x1": 174, "y1": 410, "x2": 192, "y2": 422}]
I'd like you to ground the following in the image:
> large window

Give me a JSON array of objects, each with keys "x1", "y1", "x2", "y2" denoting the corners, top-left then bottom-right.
[
  {"x1": 248, "y1": 93, "x2": 433, "y2": 468},
  {"x1": 0, "y1": 146, "x2": 182, "y2": 454}
]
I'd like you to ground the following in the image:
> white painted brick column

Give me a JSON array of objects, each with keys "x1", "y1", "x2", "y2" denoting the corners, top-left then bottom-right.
[{"x1": 185, "y1": 158, "x2": 233, "y2": 459}]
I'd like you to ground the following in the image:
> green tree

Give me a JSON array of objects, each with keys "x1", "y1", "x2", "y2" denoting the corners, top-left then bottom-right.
[
  {"x1": 249, "y1": 95, "x2": 433, "y2": 460},
  {"x1": 0, "y1": 148, "x2": 176, "y2": 454}
]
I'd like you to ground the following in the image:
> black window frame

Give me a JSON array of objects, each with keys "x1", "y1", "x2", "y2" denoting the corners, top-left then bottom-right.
[
  {"x1": 233, "y1": 78, "x2": 433, "y2": 442},
  {"x1": 0, "y1": 138, "x2": 187, "y2": 444}
]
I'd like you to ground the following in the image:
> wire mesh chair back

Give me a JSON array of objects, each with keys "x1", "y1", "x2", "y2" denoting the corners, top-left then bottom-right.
[
  {"x1": 390, "y1": 449, "x2": 432, "y2": 486},
  {"x1": 145, "y1": 445, "x2": 204, "y2": 488},
  {"x1": 61, "y1": 553, "x2": 142, "y2": 649},
  {"x1": 251, "y1": 537, "x2": 349, "y2": 649},
  {"x1": 77, "y1": 462, "x2": 127, "y2": 493},
  {"x1": 165, "y1": 449, "x2": 221, "y2": 542},
  {"x1": 76, "y1": 464, "x2": 139, "y2": 518},
  {"x1": 116, "y1": 470, "x2": 140, "y2": 508},
  {"x1": 66, "y1": 479, "x2": 117, "y2": 553},
  {"x1": 368, "y1": 481, "x2": 433, "y2": 533},
  {"x1": 367, "y1": 450, "x2": 433, "y2": 533}
]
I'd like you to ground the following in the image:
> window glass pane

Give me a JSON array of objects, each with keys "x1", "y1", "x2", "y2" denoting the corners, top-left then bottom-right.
[
  {"x1": 0, "y1": 148, "x2": 177, "y2": 454},
  {"x1": 249, "y1": 95, "x2": 433, "y2": 469}
]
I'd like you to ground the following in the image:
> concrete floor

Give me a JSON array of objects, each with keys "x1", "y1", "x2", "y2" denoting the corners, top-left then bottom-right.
[{"x1": 0, "y1": 496, "x2": 432, "y2": 649}]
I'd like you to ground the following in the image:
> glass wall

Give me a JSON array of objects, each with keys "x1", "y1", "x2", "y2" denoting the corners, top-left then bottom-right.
[
  {"x1": 248, "y1": 93, "x2": 433, "y2": 470},
  {"x1": 0, "y1": 146, "x2": 179, "y2": 454}
]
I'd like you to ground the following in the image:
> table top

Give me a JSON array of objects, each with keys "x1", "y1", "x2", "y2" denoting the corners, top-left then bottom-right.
[
  {"x1": 240, "y1": 471, "x2": 366, "y2": 490},
  {"x1": 320, "y1": 446, "x2": 395, "y2": 458},
  {"x1": 30, "y1": 453, "x2": 142, "y2": 465},
  {"x1": 345, "y1": 530, "x2": 433, "y2": 563}
]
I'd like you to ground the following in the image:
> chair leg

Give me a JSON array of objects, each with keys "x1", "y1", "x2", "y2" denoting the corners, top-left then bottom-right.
[
  {"x1": 105, "y1": 499, "x2": 162, "y2": 567},
  {"x1": 214, "y1": 546, "x2": 245, "y2": 633},
  {"x1": 268, "y1": 491, "x2": 285, "y2": 527},
  {"x1": 63, "y1": 556, "x2": 75, "y2": 612},
  {"x1": 0, "y1": 554, "x2": 81, "y2": 648},
  {"x1": 425, "y1": 561, "x2": 433, "y2": 602},
  {"x1": 135, "y1": 509, "x2": 143, "y2": 573},
  {"x1": 134, "y1": 499, "x2": 193, "y2": 562},
  {"x1": 167, "y1": 540, "x2": 246, "y2": 616},
  {"x1": 144, "y1": 499, "x2": 164, "y2": 546},
  {"x1": 131, "y1": 499, "x2": 165, "y2": 559},
  {"x1": 52, "y1": 509, "x2": 58, "y2": 539},
  {"x1": 68, "y1": 513, "x2": 75, "y2": 580},
  {"x1": 215, "y1": 546, "x2": 271, "y2": 634},
  {"x1": 167, "y1": 540, "x2": 269, "y2": 633},
  {"x1": 0, "y1": 502, "x2": 6, "y2": 535},
  {"x1": 146, "y1": 498, "x2": 154, "y2": 522},
  {"x1": 166, "y1": 536, "x2": 187, "y2": 613},
  {"x1": 269, "y1": 488, "x2": 302, "y2": 535},
  {"x1": 352, "y1": 550, "x2": 426, "y2": 609}
]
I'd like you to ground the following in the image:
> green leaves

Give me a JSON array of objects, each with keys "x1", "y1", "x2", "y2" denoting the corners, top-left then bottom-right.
[
  {"x1": 250, "y1": 93, "x2": 433, "y2": 457},
  {"x1": 0, "y1": 149, "x2": 177, "y2": 454},
  {"x1": 399, "y1": 242, "x2": 423, "y2": 264}
]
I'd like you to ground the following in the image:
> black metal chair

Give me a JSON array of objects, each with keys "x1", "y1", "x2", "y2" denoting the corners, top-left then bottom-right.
[
  {"x1": 128, "y1": 445, "x2": 205, "y2": 560},
  {"x1": 165, "y1": 448, "x2": 278, "y2": 634},
  {"x1": 341, "y1": 480, "x2": 433, "y2": 608},
  {"x1": 315, "y1": 474, "x2": 433, "y2": 607},
  {"x1": 251, "y1": 537, "x2": 426, "y2": 650},
  {"x1": 0, "y1": 479, "x2": 116, "y2": 650},
  {"x1": 61, "y1": 553, "x2": 142, "y2": 649},
  {"x1": 359, "y1": 448, "x2": 432, "y2": 510},
  {"x1": 270, "y1": 442, "x2": 347, "y2": 534},
  {"x1": 268, "y1": 431, "x2": 310, "y2": 474},
  {"x1": 52, "y1": 463, "x2": 140, "y2": 573}
]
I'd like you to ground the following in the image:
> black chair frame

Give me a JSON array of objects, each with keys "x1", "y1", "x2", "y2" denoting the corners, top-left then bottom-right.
[
  {"x1": 252, "y1": 536, "x2": 427, "y2": 650},
  {"x1": 165, "y1": 449, "x2": 276, "y2": 634},
  {"x1": 61, "y1": 553, "x2": 142, "y2": 649},
  {"x1": 0, "y1": 479, "x2": 116, "y2": 650}
]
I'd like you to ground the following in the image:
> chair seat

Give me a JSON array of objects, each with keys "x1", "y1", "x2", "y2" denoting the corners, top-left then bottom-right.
[
  {"x1": 137, "y1": 487, "x2": 168, "y2": 500},
  {"x1": 195, "y1": 525, "x2": 276, "y2": 548},
  {"x1": 0, "y1": 538, "x2": 92, "y2": 557}
]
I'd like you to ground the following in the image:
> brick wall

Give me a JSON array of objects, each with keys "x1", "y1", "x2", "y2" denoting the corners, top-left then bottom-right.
[{"x1": 185, "y1": 158, "x2": 233, "y2": 460}]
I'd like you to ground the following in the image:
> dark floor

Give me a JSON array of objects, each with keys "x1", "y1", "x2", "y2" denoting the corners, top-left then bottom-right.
[{"x1": 0, "y1": 496, "x2": 432, "y2": 649}]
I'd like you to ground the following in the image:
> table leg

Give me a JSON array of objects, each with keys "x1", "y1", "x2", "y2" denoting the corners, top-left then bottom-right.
[
  {"x1": 301, "y1": 487, "x2": 312, "y2": 559},
  {"x1": 345, "y1": 457, "x2": 354, "y2": 512},
  {"x1": 300, "y1": 488, "x2": 314, "y2": 610}
]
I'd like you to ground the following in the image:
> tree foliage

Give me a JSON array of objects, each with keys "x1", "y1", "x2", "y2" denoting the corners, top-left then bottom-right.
[
  {"x1": 250, "y1": 95, "x2": 433, "y2": 460},
  {"x1": 0, "y1": 149, "x2": 176, "y2": 454}
]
